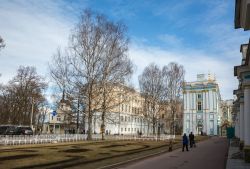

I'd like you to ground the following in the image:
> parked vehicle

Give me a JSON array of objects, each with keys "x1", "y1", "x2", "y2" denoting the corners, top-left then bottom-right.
[
  {"x1": 14, "y1": 126, "x2": 33, "y2": 135},
  {"x1": 0, "y1": 125, "x2": 16, "y2": 135}
]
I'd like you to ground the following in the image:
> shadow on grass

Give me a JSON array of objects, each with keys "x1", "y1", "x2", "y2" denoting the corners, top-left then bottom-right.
[
  {"x1": 14, "y1": 144, "x2": 169, "y2": 169},
  {"x1": 60, "y1": 148, "x2": 91, "y2": 153},
  {"x1": 0, "y1": 149, "x2": 38, "y2": 153},
  {"x1": 101, "y1": 142, "x2": 138, "y2": 148},
  {"x1": 0, "y1": 154, "x2": 39, "y2": 161},
  {"x1": 111, "y1": 145, "x2": 149, "y2": 152}
]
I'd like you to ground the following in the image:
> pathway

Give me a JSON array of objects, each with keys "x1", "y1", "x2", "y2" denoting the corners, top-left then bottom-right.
[{"x1": 118, "y1": 137, "x2": 228, "y2": 169}]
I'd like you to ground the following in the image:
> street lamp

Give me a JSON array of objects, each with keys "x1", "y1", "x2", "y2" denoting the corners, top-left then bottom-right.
[{"x1": 30, "y1": 96, "x2": 35, "y2": 130}]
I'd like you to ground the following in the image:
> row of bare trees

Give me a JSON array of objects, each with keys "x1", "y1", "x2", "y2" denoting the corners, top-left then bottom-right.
[
  {"x1": 49, "y1": 10, "x2": 185, "y2": 139},
  {"x1": 139, "y1": 62, "x2": 185, "y2": 135},
  {"x1": 0, "y1": 9, "x2": 185, "y2": 138},
  {"x1": 0, "y1": 66, "x2": 47, "y2": 126}
]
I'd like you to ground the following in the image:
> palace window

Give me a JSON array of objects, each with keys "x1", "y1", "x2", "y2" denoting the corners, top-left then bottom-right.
[
  {"x1": 198, "y1": 94, "x2": 202, "y2": 99},
  {"x1": 198, "y1": 101, "x2": 202, "y2": 110}
]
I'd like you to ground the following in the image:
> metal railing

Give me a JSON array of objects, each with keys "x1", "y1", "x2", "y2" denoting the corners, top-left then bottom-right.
[{"x1": 0, "y1": 134, "x2": 175, "y2": 146}]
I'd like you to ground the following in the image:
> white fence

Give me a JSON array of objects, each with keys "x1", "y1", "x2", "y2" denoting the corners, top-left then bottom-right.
[{"x1": 0, "y1": 134, "x2": 175, "y2": 146}]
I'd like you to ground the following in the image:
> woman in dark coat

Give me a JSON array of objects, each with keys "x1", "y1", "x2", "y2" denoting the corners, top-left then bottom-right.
[{"x1": 182, "y1": 133, "x2": 189, "y2": 152}]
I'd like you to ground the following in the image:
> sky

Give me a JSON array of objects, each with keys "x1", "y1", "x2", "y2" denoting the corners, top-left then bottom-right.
[{"x1": 0, "y1": 0, "x2": 250, "y2": 100}]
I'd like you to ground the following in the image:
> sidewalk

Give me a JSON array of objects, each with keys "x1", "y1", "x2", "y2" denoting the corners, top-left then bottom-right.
[
  {"x1": 118, "y1": 137, "x2": 228, "y2": 169},
  {"x1": 226, "y1": 139, "x2": 250, "y2": 169}
]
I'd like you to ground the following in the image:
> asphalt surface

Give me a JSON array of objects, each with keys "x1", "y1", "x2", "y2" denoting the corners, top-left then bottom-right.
[{"x1": 118, "y1": 137, "x2": 228, "y2": 169}]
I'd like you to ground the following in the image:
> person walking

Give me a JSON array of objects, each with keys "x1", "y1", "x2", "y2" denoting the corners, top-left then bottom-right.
[
  {"x1": 189, "y1": 132, "x2": 194, "y2": 148},
  {"x1": 182, "y1": 133, "x2": 189, "y2": 152}
]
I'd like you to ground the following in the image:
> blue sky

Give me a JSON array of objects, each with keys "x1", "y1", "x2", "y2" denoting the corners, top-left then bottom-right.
[{"x1": 0, "y1": 0, "x2": 249, "y2": 100}]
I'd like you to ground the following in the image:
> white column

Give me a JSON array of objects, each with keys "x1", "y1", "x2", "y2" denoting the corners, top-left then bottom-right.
[
  {"x1": 240, "y1": 100, "x2": 244, "y2": 142},
  {"x1": 244, "y1": 87, "x2": 250, "y2": 146},
  {"x1": 236, "y1": 113, "x2": 240, "y2": 138}
]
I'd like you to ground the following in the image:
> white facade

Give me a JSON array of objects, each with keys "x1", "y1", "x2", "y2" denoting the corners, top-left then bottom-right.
[
  {"x1": 83, "y1": 87, "x2": 154, "y2": 136},
  {"x1": 183, "y1": 74, "x2": 221, "y2": 135},
  {"x1": 87, "y1": 112, "x2": 152, "y2": 135},
  {"x1": 234, "y1": 42, "x2": 250, "y2": 147}
]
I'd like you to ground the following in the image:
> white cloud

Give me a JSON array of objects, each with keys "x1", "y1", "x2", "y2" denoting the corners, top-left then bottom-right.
[
  {"x1": 158, "y1": 34, "x2": 183, "y2": 48},
  {"x1": 0, "y1": 0, "x2": 82, "y2": 83}
]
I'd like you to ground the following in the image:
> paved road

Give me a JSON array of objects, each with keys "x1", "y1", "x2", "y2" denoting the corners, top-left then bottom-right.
[{"x1": 118, "y1": 137, "x2": 228, "y2": 169}]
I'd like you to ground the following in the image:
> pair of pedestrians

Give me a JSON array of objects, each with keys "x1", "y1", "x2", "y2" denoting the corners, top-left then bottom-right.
[{"x1": 182, "y1": 132, "x2": 195, "y2": 152}]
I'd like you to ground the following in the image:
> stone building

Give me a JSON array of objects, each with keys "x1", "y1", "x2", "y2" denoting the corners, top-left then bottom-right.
[
  {"x1": 86, "y1": 86, "x2": 154, "y2": 135},
  {"x1": 233, "y1": 0, "x2": 250, "y2": 163},
  {"x1": 234, "y1": 42, "x2": 250, "y2": 160},
  {"x1": 219, "y1": 99, "x2": 234, "y2": 136},
  {"x1": 183, "y1": 74, "x2": 221, "y2": 135}
]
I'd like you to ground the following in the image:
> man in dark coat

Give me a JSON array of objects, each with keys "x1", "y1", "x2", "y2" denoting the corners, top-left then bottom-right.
[
  {"x1": 189, "y1": 132, "x2": 194, "y2": 148},
  {"x1": 182, "y1": 133, "x2": 189, "y2": 152}
]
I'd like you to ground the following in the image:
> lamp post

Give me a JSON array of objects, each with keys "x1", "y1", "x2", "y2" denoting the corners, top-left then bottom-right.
[{"x1": 30, "y1": 97, "x2": 35, "y2": 129}]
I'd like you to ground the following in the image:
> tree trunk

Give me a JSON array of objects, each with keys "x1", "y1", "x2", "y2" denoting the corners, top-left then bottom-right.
[
  {"x1": 87, "y1": 112, "x2": 93, "y2": 140},
  {"x1": 101, "y1": 86, "x2": 107, "y2": 140},
  {"x1": 147, "y1": 120, "x2": 150, "y2": 136},
  {"x1": 87, "y1": 96, "x2": 93, "y2": 140}
]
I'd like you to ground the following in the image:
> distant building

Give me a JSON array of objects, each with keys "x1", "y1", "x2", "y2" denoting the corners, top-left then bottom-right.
[
  {"x1": 43, "y1": 99, "x2": 73, "y2": 134},
  {"x1": 220, "y1": 99, "x2": 234, "y2": 123},
  {"x1": 86, "y1": 86, "x2": 154, "y2": 135},
  {"x1": 183, "y1": 74, "x2": 221, "y2": 135},
  {"x1": 219, "y1": 99, "x2": 234, "y2": 136}
]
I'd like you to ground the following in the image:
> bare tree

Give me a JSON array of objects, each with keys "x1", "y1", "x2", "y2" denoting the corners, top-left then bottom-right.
[
  {"x1": 139, "y1": 63, "x2": 164, "y2": 135},
  {"x1": 0, "y1": 36, "x2": 5, "y2": 51},
  {"x1": 49, "y1": 48, "x2": 79, "y2": 132},
  {"x1": 0, "y1": 66, "x2": 47, "y2": 126},
  {"x1": 162, "y1": 62, "x2": 185, "y2": 135},
  {"x1": 48, "y1": 9, "x2": 133, "y2": 139},
  {"x1": 49, "y1": 48, "x2": 71, "y2": 99},
  {"x1": 0, "y1": 36, "x2": 5, "y2": 77},
  {"x1": 68, "y1": 9, "x2": 134, "y2": 140},
  {"x1": 98, "y1": 20, "x2": 133, "y2": 140},
  {"x1": 36, "y1": 100, "x2": 50, "y2": 133}
]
